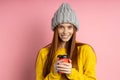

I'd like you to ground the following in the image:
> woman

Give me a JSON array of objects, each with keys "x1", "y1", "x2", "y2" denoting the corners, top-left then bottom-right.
[{"x1": 36, "y1": 3, "x2": 96, "y2": 80}]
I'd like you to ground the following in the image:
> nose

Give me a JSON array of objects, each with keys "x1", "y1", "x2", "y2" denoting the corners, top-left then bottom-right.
[{"x1": 63, "y1": 28, "x2": 68, "y2": 34}]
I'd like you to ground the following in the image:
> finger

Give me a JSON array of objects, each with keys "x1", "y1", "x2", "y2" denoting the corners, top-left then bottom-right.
[
  {"x1": 57, "y1": 67, "x2": 71, "y2": 70},
  {"x1": 57, "y1": 68, "x2": 71, "y2": 74},
  {"x1": 56, "y1": 64, "x2": 66, "y2": 68},
  {"x1": 56, "y1": 64, "x2": 72, "y2": 69},
  {"x1": 54, "y1": 58, "x2": 60, "y2": 72}
]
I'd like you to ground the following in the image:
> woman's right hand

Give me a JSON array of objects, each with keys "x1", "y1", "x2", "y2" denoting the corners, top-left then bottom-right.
[{"x1": 55, "y1": 58, "x2": 72, "y2": 74}]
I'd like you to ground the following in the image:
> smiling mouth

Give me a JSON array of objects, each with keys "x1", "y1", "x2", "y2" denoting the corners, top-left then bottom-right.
[{"x1": 61, "y1": 35, "x2": 69, "y2": 38}]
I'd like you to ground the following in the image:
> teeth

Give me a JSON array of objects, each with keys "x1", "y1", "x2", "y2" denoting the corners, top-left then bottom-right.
[
  {"x1": 62, "y1": 36, "x2": 67, "y2": 37},
  {"x1": 62, "y1": 35, "x2": 69, "y2": 38}
]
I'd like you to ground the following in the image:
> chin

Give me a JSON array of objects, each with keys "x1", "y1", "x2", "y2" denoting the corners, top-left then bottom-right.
[{"x1": 61, "y1": 39, "x2": 70, "y2": 42}]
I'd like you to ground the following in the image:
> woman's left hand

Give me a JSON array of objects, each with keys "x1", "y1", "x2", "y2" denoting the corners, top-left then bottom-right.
[{"x1": 56, "y1": 59, "x2": 72, "y2": 74}]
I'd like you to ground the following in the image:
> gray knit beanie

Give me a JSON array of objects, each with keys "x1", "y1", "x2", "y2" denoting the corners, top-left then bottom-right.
[{"x1": 51, "y1": 3, "x2": 79, "y2": 30}]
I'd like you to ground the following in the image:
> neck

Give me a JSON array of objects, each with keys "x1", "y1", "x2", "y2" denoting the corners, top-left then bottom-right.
[{"x1": 58, "y1": 42, "x2": 66, "y2": 48}]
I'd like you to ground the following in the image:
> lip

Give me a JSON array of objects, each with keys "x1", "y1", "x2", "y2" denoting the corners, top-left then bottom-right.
[{"x1": 61, "y1": 35, "x2": 69, "y2": 38}]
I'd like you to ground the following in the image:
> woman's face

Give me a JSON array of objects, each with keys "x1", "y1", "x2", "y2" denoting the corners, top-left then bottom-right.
[{"x1": 57, "y1": 23, "x2": 74, "y2": 42}]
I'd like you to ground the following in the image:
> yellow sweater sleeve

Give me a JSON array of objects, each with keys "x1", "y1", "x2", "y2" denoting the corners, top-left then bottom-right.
[
  {"x1": 36, "y1": 48, "x2": 61, "y2": 80},
  {"x1": 66, "y1": 45, "x2": 97, "y2": 80}
]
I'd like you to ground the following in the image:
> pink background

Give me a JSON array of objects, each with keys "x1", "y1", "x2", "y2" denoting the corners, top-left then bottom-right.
[{"x1": 0, "y1": 0, "x2": 120, "y2": 80}]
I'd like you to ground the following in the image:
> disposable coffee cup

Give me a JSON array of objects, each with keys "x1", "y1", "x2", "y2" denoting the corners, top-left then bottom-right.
[
  {"x1": 57, "y1": 55, "x2": 69, "y2": 63},
  {"x1": 57, "y1": 55, "x2": 69, "y2": 74}
]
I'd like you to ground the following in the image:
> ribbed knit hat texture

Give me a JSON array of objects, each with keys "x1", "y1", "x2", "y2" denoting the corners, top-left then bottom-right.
[{"x1": 51, "y1": 3, "x2": 79, "y2": 30}]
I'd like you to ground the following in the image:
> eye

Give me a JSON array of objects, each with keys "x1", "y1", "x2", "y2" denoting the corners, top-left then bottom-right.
[
  {"x1": 58, "y1": 25, "x2": 64, "y2": 29},
  {"x1": 68, "y1": 25, "x2": 73, "y2": 29}
]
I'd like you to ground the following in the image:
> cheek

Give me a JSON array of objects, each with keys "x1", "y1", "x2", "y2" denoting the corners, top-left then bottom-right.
[
  {"x1": 58, "y1": 29, "x2": 63, "y2": 34},
  {"x1": 57, "y1": 31, "x2": 62, "y2": 37},
  {"x1": 69, "y1": 30, "x2": 74, "y2": 34}
]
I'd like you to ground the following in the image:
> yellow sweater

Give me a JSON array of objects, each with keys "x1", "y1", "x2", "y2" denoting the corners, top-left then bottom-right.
[{"x1": 36, "y1": 44, "x2": 96, "y2": 80}]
